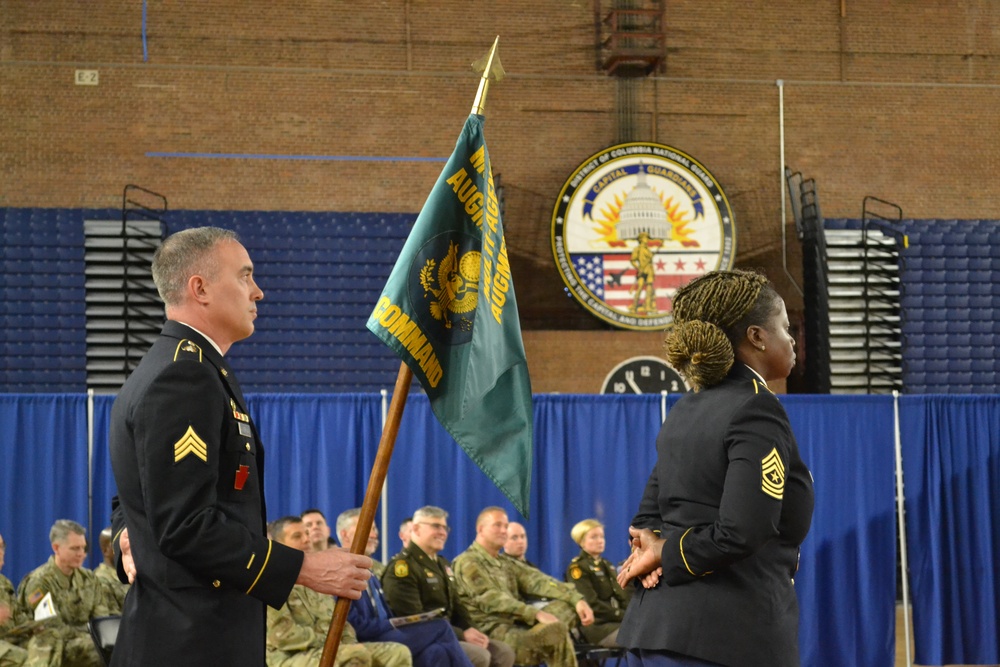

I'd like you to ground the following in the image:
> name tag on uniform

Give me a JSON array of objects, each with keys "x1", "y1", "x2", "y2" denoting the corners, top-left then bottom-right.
[{"x1": 238, "y1": 422, "x2": 252, "y2": 437}]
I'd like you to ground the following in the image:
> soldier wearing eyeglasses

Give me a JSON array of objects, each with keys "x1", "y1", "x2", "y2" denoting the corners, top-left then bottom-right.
[{"x1": 382, "y1": 507, "x2": 514, "y2": 667}]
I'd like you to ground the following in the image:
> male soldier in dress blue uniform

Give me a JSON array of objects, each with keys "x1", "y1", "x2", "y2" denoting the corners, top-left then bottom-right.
[
  {"x1": 382, "y1": 506, "x2": 514, "y2": 667},
  {"x1": 337, "y1": 510, "x2": 474, "y2": 667},
  {"x1": 109, "y1": 227, "x2": 372, "y2": 667}
]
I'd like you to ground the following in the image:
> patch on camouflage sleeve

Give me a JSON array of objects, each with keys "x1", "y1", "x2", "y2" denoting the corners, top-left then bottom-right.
[
  {"x1": 27, "y1": 589, "x2": 43, "y2": 607},
  {"x1": 761, "y1": 447, "x2": 786, "y2": 500}
]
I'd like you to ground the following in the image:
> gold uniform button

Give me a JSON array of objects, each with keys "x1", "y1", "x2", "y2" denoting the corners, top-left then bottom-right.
[
  {"x1": 212, "y1": 579, "x2": 221, "y2": 588},
  {"x1": 245, "y1": 443, "x2": 251, "y2": 451}
]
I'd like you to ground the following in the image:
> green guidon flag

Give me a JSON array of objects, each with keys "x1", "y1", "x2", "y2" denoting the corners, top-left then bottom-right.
[{"x1": 366, "y1": 113, "x2": 534, "y2": 517}]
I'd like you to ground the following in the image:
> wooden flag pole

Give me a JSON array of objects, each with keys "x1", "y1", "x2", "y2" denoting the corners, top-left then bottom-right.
[
  {"x1": 320, "y1": 37, "x2": 501, "y2": 666},
  {"x1": 319, "y1": 361, "x2": 414, "y2": 667}
]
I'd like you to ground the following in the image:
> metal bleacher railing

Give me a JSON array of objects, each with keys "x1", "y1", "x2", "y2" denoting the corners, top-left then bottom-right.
[
  {"x1": 787, "y1": 167, "x2": 833, "y2": 393},
  {"x1": 83, "y1": 186, "x2": 167, "y2": 392},
  {"x1": 860, "y1": 196, "x2": 904, "y2": 394}
]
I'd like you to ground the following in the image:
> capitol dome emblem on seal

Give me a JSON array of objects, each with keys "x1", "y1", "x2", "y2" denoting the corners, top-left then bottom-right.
[{"x1": 551, "y1": 142, "x2": 736, "y2": 330}]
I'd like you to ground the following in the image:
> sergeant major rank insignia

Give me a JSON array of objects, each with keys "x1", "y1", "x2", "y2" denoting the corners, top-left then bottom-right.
[
  {"x1": 551, "y1": 142, "x2": 736, "y2": 330},
  {"x1": 761, "y1": 447, "x2": 786, "y2": 500}
]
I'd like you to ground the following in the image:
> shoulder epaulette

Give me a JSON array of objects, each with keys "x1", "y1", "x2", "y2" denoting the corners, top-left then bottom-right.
[{"x1": 173, "y1": 339, "x2": 204, "y2": 363}]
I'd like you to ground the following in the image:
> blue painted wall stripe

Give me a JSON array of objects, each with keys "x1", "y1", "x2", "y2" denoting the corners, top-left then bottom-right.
[{"x1": 145, "y1": 151, "x2": 448, "y2": 162}]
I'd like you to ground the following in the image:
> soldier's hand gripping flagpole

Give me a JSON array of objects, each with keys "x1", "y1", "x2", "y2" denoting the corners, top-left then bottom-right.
[
  {"x1": 319, "y1": 363, "x2": 412, "y2": 667},
  {"x1": 318, "y1": 37, "x2": 507, "y2": 667}
]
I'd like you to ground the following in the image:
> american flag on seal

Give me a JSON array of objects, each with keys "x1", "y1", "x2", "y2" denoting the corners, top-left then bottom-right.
[{"x1": 572, "y1": 253, "x2": 712, "y2": 313}]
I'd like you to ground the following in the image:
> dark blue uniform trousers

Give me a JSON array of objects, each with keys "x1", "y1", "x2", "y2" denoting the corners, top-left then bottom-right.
[{"x1": 627, "y1": 649, "x2": 725, "y2": 667}]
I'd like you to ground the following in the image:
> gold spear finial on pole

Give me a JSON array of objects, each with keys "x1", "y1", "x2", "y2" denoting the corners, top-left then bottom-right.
[{"x1": 471, "y1": 36, "x2": 505, "y2": 115}]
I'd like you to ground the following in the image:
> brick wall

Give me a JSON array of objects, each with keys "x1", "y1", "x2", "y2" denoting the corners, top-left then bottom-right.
[{"x1": 3, "y1": 0, "x2": 997, "y2": 393}]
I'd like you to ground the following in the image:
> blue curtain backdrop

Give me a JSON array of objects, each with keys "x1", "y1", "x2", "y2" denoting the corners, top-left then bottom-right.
[
  {"x1": 785, "y1": 395, "x2": 897, "y2": 667},
  {"x1": 90, "y1": 394, "x2": 116, "y2": 559},
  {"x1": 899, "y1": 395, "x2": 1000, "y2": 665},
  {"x1": 528, "y1": 394, "x2": 666, "y2": 572},
  {"x1": 247, "y1": 393, "x2": 383, "y2": 524},
  {"x1": 1, "y1": 392, "x2": 998, "y2": 666},
  {"x1": 0, "y1": 394, "x2": 91, "y2": 586}
]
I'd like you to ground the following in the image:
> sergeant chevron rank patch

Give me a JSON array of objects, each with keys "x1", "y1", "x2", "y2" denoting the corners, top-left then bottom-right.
[
  {"x1": 174, "y1": 425, "x2": 208, "y2": 464},
  {"x1": 761, "y1": 447, "x2": 785, "y2": 500}
]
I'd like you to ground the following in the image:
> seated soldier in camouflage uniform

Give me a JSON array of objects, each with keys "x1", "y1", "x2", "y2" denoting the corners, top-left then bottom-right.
[
  {"x1": 501, "y1": 523, "x2": 538, "y2": 570},
  {"x1": 301, "y1": 509, "x2": 336, "y2": 555},
  {"x1": 0, "y1": 532, "x2": 27, "y2": 667},
  {"x1": 266, "y1": 516, "x2": 411, "y2": 667},
  {"x1": 15, "y1": 520, "x2": 109, "y2": 667},
  {"x1": 92, "y1": 529, "x2": 127, "y2": 615},
  {"x1": 452, "y1": 508, "x2": 595, "y2": 667}
]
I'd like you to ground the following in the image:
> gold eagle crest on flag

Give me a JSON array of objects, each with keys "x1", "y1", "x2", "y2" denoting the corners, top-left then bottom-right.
[
  {"x1": 761, "y1": 447, "x2": 785, "y2": 500},
  {"x1": 419, "y1": 241, "x2": 481, "y2": 330}
]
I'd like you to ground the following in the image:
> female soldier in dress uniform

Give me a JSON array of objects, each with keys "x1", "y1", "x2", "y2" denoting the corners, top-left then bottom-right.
[
  {"x1": 616, "y1": 270, "x2": 814, "y2": 667},
  {"x1": 564, "y1": 519, "x2": 630, "y2": 647}
]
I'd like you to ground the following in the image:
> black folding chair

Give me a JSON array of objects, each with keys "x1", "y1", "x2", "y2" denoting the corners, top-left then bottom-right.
[
  {"x1": 571, "y1": 626, "x2": 627, "y2": 667},
  {"x1": 88, "y1": 615, "x2": 121, "y2": 667}
]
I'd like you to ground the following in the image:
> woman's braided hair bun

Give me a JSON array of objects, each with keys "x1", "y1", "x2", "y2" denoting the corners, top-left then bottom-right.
[{"x1": 663, "y1": 270, "x2": 768, "y2": 389}]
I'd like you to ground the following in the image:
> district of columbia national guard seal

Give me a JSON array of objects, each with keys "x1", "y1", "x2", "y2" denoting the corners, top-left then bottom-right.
[{"x1": 551, "y1": 142, "x2": 736, "y2": 330}]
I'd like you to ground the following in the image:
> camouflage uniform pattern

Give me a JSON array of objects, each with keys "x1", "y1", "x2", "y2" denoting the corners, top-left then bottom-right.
[
  {"x1": 91, "y1": 564, "x2": 127, "y2": 615},
  {"x1": 15, "y1": 557, "x2": 109, "y2": 667},
  {"x1": 0, "y1": 574, "x2": 27, "y2": 667},
  {"x1": 453, "y1": 542, "x2": 582, "y2": 667},
  {"x1": 266, "y1": 584, "x2": 411, "y2": 667}
]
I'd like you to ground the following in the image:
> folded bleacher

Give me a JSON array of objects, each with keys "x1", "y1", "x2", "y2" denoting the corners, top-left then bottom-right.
[
  {"x1": 1, "y1": 208, "x2": 414, "y2": 393},
  {"x1": 896, "y1": 219, "x2": 1000, "y2": 393},
  {"x1": 3, "y1": 208, "x2": 997, "y2": 394}
]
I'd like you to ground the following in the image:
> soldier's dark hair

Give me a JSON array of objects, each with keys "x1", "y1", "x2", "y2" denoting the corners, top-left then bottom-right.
[
  {"x1": 269, "y1": 515, "x2": 304, "y2": 543},
  {"x1": 664, "y1": 269, "x2": 782, "y2": 389},
  {"x1": 300, "y1": 508, "x2": 327, "y2": 520},
  {"x1": 50, "y1": 519, "x2": 86, "y2": 544},
  {"x1": 152, "y1": 227, "x2": 239, "y2": 307}
]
